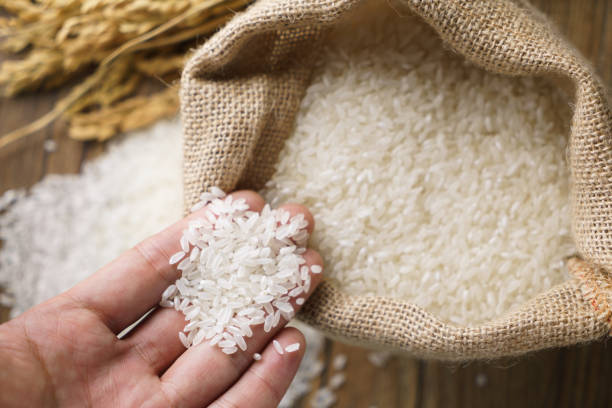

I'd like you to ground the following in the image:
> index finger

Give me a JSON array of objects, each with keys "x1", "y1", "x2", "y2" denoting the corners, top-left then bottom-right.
[{"x1": 63, "y1": 190, "x2": 265, "y2": 334}]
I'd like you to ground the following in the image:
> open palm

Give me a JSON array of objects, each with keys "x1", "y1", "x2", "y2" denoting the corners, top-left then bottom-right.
[{"x1": 0, "y1": 191, "x2": 322, "y2": 408}]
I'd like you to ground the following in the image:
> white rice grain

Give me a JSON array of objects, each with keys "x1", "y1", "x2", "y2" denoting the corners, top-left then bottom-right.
[
  {"x1": 222, "y1": 346, "x2": 238, "y2": 355},
  {"x1": 333, "y1": 354, "x2": 348, "y2": 370},
  {"x1": 367, "y1": 351, "x2": 392, "y2": 368},
  {"x1": 285, "y1": 342, "x2": 301, "y2": 353},
  {"x1": 273, "y1": 339, "x2": 285, "y2": 355},
  {"x1": 169, "y1": 251, "x2": 185, "y2": 265},
  {"x1": 329, "y1": 373, "x2": 346, "y2": 390}
]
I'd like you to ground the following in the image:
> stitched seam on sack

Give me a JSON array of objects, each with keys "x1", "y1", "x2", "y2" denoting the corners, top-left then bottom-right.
[{"x1": 571, "y1": 259, "x2": 612, "y2": 334}]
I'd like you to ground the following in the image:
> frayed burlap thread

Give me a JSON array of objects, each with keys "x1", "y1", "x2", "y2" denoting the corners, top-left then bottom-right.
[{"x1": 180, "y1": 0, "x2": 612, "y2": 360}]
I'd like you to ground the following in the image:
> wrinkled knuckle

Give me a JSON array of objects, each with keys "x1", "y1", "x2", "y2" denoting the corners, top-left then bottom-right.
[
  {"x1": 251, "y1": 367, "x2": 283, "y2": 403},
  {"x1": 209, "y1": 396, "x2": 241, "y2": 408},
  {"x1": 134, "y1": 239, "x2": 176, "y2": 283},
  {"x1": 160, "y1": 380, "x2": 187, "y2": 408},
  {"x1": 131, "y1": 339, "x2": 161, "y2": 372}
]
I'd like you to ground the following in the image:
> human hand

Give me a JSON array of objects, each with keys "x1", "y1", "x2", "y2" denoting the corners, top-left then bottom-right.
[{"x1": 0, "y1": 191, "x2": 323, "y2": 407}]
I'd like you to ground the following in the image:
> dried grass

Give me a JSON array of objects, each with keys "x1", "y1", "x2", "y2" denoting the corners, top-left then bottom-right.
[{"x1": 0, "y1": 0, "x2": 250, "y2": 146}]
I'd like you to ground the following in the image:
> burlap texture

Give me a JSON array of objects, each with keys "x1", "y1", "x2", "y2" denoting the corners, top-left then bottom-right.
[{"x1": 180, "y1": 0, "x2": 612, "y2": 360}]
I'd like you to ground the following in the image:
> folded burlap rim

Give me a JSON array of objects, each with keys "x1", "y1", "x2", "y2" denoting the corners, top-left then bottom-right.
[{"x1": 179, "y1": 0, "x2": 612, "y2": 360}]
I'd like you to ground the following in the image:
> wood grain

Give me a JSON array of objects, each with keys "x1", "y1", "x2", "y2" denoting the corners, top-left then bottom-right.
[{"x1": 0, "y1": 1, "x2": 611, "y2": 407}]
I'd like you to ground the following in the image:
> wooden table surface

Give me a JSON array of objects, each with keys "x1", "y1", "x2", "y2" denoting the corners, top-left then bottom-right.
[{"x1": 1, "y1": 1, "x2": 611, "y2": 407}]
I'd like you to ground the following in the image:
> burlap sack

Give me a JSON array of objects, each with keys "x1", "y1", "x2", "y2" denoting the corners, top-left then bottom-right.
[{"x1": 180, "y1": 0, "x2": 612, "y2": 360}]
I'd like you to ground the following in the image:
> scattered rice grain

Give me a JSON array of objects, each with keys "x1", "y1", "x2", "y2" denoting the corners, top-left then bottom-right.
[
  {"x1": 333, "y1": 354, "x2": 348, "y2": 370},
  {"x1": 273, "y1": 339, "x2": 285, "y2": 355},
  {"x1": 285, "y1": 342, "x2": 301, "y2": 353}
]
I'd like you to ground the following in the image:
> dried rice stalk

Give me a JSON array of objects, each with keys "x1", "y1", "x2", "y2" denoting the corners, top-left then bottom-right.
[
  {"x1": 0, "y1": 0, "x2": 250, "y2": 147},
  {"x1": 69, "y1": 87, "x2": 179, "y2": 141}
]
